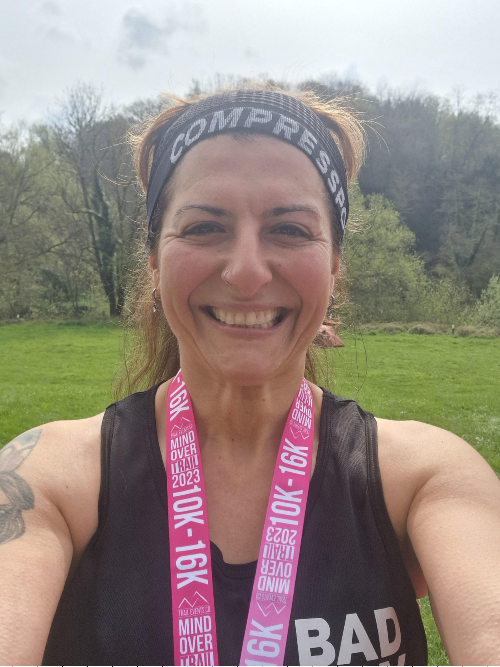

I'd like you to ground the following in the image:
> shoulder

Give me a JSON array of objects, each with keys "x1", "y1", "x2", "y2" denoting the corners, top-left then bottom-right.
[
  {"x1": 1, "y1": 415, "x2": 104, "y2": 483},
  {"x1": 375, "y1": 415, "x2": 499, "y2": 551},
  {"x1": 376, "y1": 417, "x2": 493, "y2": 492},
  {"x1": 1, "y1": 414, "x2": 105, "y2": 556},
  {"x1": 3, "y1": 414, "x2": 104, "y2": 484}
]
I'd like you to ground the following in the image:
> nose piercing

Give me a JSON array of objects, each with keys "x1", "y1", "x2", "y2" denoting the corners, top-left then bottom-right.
[{"x1": 223, "y1": 271, "x2": 233, "y2": 286}]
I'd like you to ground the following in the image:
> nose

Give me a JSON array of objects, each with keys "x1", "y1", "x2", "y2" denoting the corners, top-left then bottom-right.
[{"x1": 223, "y1": 223, "x2": 272, "y2": 296}]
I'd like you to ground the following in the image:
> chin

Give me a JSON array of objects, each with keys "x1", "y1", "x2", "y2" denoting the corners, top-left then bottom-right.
[{"x1": 211, "y1": 357, "x2": 288, "y2": 387}]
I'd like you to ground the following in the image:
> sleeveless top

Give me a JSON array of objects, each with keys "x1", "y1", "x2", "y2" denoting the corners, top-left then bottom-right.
[{"x1": 43, "y1": 385, "x2": 427, "y2": 666}]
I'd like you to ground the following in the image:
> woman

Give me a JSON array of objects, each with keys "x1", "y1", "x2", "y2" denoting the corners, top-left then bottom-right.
[{"x1": 1, "y1": 89, "x2": 499, "y2": 666}]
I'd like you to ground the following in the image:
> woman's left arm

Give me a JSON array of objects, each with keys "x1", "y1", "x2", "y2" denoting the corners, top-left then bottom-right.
[{"x1": 405, "y1": 424, "x2": 500, "y2": 664}]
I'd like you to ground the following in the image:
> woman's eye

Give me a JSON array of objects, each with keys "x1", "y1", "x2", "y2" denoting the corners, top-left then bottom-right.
[
  {"x1": 183, "y1": 222, "x2": 225, "y2": 236},
  {"x1": 272, "y1": 224, "x2": 310, "y2": 239}
]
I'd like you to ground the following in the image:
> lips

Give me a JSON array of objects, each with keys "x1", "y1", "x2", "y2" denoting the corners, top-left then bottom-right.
[{"x1": 208, "y1": 307, "x2": 283, "y2": 328}]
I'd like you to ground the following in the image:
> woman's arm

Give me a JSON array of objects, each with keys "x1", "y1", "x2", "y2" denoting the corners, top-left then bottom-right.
[
  {"x1": 400, "y1": 422, "x2": 500, "y2": 664},
  {"x1": 0, "y1": 417, "x2": 101, "y2": 664}
]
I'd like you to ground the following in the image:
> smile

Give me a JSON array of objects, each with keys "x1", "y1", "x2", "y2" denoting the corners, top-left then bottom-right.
[{"x1": 207, "y1": 307, "x2": 284, "y2": 328}]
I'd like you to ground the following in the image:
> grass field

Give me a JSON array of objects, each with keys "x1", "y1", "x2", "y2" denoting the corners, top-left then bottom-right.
[
  {"x1": 324, "y1": 331, "x2": 500, "y2": 475},
  {"x1": 1, "y1": 322, "x2": 499, "y2": 665},
  {"x1": 0, "y1": 322, "x2": 123, "y2": 443}
]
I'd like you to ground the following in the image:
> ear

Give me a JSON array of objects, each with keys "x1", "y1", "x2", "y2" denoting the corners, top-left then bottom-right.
[{"x1": 148, "y1": 255, "x2": 160, "y2": 291}]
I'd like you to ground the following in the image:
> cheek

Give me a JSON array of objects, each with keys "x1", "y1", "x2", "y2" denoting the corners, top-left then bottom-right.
[
  {"x1": 159, "y1": 243, "x2": 214, "y2": 309},
  {"x1": 281, "y1": 247, "x2": 332, "y2": 311}
]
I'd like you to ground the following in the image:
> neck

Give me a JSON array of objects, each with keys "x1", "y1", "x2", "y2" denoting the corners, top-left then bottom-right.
[{"x1": 179, "y1": 360, "x2": 305, "y2": 462}]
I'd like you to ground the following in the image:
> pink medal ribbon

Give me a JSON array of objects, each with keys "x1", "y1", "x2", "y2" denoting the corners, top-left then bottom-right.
[{"x1": 166, "y1": 371, "x2": 314, "y2": 666}]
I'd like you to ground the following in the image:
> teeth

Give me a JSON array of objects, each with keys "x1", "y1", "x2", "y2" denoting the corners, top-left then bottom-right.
[{"x1": 211, "y1": 308, "x2": 280, "y2": 328}]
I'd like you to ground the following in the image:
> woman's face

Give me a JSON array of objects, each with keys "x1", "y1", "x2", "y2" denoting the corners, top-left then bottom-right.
[{"x1": 150, "y1": 134, "x2": 340, "y2": 385}]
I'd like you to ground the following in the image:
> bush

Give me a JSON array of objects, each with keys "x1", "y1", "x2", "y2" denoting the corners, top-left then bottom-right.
[
  {"x1": 415, "y1": 278, "x2": 474, "y2": 326},
  {"x1": 345, "y1": 191, "x2": 427, "y2": 323},
  {"x1": 360, "y1": 323, "x2": 409, "y2": 334},
  {"x1": 456, "y1": 325, "x2": 500, "y2": 338},
  {"x1": 359, "y1": 322, "x2": 500, "y2": 337},
  {"x1": 366, "y1": 322, "x2": 410, "y2": 333},
  {"x1": 344, "y1": 190, "x2": 475, "y2": 326},
  {"x1": 472, "y1": 275, "x2": 500, "y2": 327},
  {"x1": 408, "y1": 323, "x2": 440, "y2": 335},
  {"x1": 456, "y1": 325, "x2": 476, "y2": 337},
  {"x1": 378, "y1": 322, "x2": 409, "y2": 333}
]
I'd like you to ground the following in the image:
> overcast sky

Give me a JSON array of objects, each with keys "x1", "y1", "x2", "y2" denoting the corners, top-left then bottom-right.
[{"x1": 1, "y1": 0, "x2": 499, "y2": 124}]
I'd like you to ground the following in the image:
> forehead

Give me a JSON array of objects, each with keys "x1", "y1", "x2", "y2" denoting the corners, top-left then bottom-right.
[{"x1": 169, "y1": 134, "x2": 332, "y2": 205}]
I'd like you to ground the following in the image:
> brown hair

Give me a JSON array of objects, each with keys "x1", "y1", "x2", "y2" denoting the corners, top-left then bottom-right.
[{"x1": 117, "y1": 85, "x2": 365, "y2": 398}]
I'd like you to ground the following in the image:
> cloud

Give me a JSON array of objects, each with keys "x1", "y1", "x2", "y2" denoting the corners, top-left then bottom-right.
[
  {"x1": 124, "y1": 53, "x2": 147, "y2": 69},
  {"x1": 46, "y1": 26, "x2": 74, "y2": 43},
  {"x1": 244, "y1": 47, "x2": 259, "y2": 59},
  {"x1": 123, "y1": 10, "x2": 176, "y2": 51},
  {"x1": 40, "y1": 1, "x2": 62, "y2": 16},
  {"x1": 118, "y1": 5, "x2": 204, "y2": 69},
  {"x1": 39, "y1": 1, "x2": 74, "y2": 44}
]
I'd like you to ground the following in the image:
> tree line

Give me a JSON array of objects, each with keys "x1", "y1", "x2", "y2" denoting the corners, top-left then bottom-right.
[
  {"x1": 0, "y1": 79, "x2": 499, "y2": 326},
  {"x1": 0, "y1": 86, "x2": 168, "y2": 319}
]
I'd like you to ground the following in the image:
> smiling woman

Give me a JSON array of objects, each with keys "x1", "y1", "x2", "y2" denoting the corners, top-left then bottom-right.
[
  {"x1": 119, "y1": 89, "x2": 363, "y2": 394},
  {"x1": 148, "y1": 133, "x2": 339, "y2": 390},
  {"x1": 1, "y1": 87, "x2": 500, "y2": 667}
]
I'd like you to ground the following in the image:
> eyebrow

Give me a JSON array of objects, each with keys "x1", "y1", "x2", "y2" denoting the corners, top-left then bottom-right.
[
  {"x1": 174, "y1": 205, "x2": 228, "y2": 218},
  {"x1": 264, "y1": 205, "x2": 320, "y2": 218},
  {"x1": 174, "y1": 204, "x2": 320, "y2": 218}
]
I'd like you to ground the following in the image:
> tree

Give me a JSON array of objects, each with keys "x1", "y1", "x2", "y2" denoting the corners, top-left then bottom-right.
[
  {"x1": 0, "y1": 127, "x2": 59, "y2": 275},
  {"x1": 344, "y1": 188, "x2": 426, "y2": 322},
  {"x1": 2, "y1": 77, "x2": 500, "y2": 324},
  {"x1": 473, "y1": 275, "x2": 500, "y2": 327},
  {"x1": 354, "y1": 88, "x2": 500, "y2": 294},
  {"x1": 435, "y1": 95, "x2": 500, "y2": 293},
  {"x1": 87, "y1": 169, "x2": 117, "y2": 315},
  {"x1": 49, "y1": 84, "x2": 120, "y2": 315},
  {"x1": 96, "y1": 113, "x2": 145, "y2": 314}
]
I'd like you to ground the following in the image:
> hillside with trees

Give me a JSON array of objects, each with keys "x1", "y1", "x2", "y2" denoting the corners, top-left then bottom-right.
[{"x1": 0, "y1": 79, "x2": 499, "y2": 327}]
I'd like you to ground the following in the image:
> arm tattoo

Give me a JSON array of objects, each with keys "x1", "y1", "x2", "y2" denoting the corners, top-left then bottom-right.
[{"x1": 0, "y1": 429, "x2": 41, "y2": 545}]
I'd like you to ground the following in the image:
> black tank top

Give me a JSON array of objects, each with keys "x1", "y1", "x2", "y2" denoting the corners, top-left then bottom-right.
[{"x1": 43, "y1": 385, "x2": 427, "y2": 666}]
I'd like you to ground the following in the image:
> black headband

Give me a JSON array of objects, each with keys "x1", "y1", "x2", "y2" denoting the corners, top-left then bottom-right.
[{"x1": 147, "y1": 90, "x2": 349, "y2": 248}]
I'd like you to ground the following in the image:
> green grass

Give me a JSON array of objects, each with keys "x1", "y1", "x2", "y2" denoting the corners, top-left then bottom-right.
[
  {"x1": 0, "y1": 322, "x2": 123, "y2": 443},
  {"x1": 324, "y1": 332, "x2": 500, "y2": 475},
  {"x1": 2, "y1": 324, "x2": 499, "y2": 666}
]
